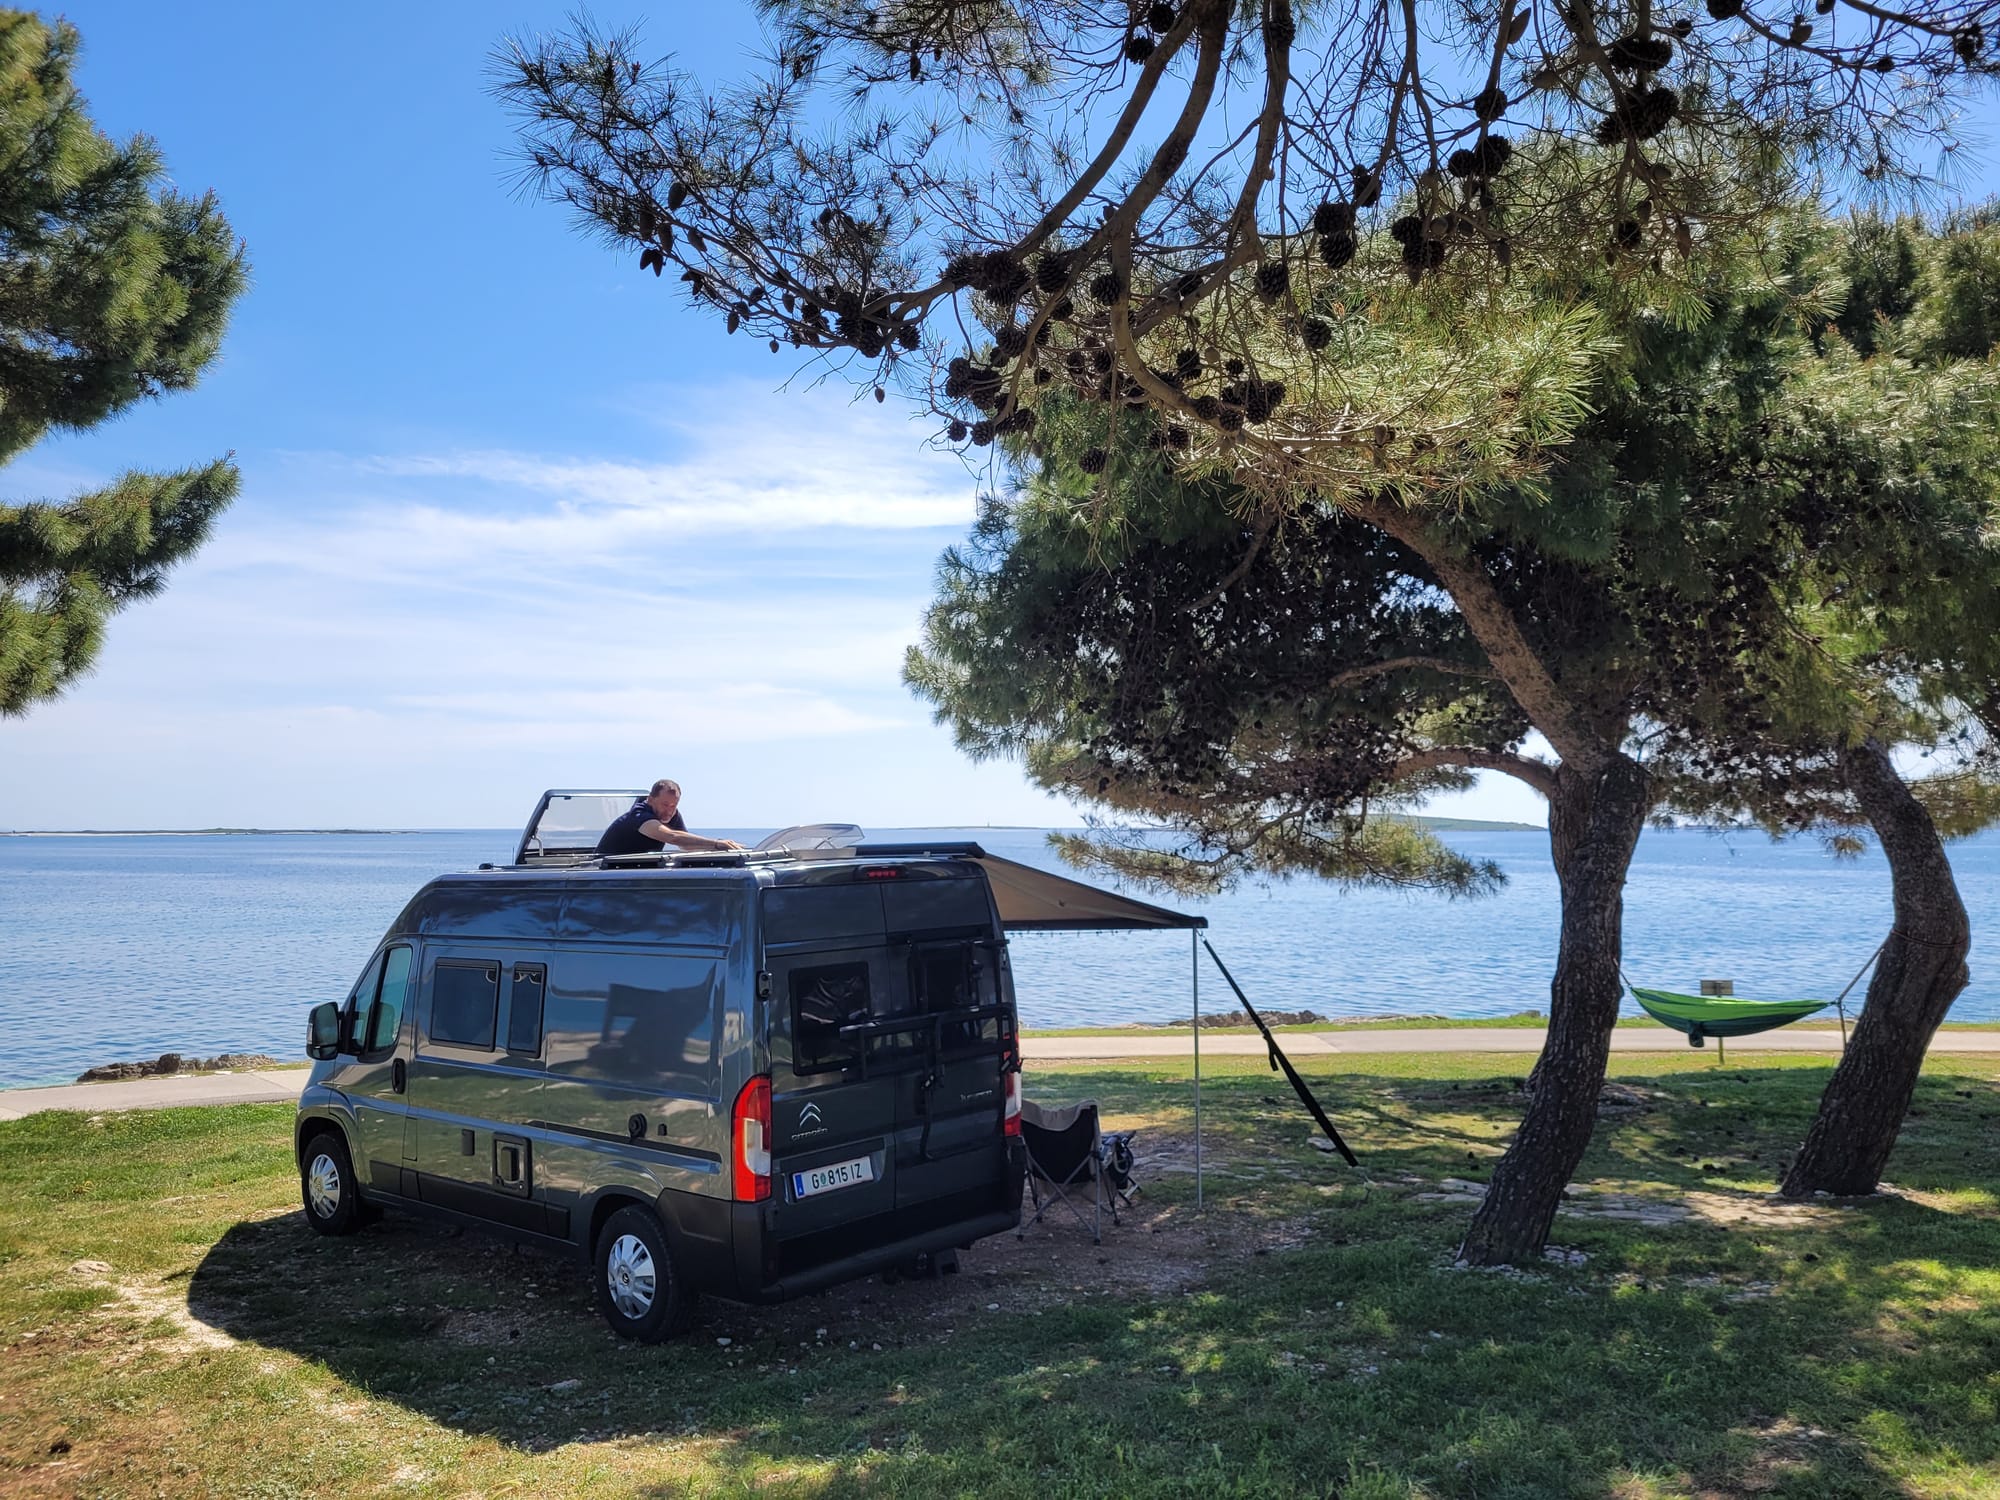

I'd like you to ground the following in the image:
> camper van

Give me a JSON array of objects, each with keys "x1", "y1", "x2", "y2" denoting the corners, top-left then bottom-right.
[{"x1": 294, "y1": 794, "x2": 1026, "y2": 1341}]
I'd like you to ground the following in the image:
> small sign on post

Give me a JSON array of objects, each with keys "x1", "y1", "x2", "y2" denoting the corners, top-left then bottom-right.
[{"x1": 1699, "y1": 979, "x2": 1735, "y2": 997}]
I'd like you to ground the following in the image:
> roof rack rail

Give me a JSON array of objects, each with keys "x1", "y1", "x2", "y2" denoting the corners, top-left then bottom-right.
[
  {"x1": 851, "y1": 841, "x2": 990, "y2": 860},
  {"x1": 597, "y1": 849, "x2": 793, "y2": 870}
]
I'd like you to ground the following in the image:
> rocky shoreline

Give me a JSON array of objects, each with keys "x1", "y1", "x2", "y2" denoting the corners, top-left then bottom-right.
[{"x1": 76, "y1": 1052, "x2": 283, "y2": 1083}]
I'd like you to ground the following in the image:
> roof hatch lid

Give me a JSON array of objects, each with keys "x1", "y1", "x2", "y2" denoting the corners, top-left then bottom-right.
[
  {"x1": 514, "y1": 789, "x2": 644, "y2": 865},
  {"x1": 754, "y1": 824, "x2": 866, "y2": 858}
]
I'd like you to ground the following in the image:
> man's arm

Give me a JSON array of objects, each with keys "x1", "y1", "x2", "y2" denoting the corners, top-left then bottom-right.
[{"x1": 640, "y1": 820, "x2": 745, "y2": 852}]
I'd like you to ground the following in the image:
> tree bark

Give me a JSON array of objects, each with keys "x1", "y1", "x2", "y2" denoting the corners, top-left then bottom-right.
[
  {"x1": 1779, "y1": 737, "x2": 1970, "y2": 1198},
  {"x1": 1456, "y1": 753, "x2": 1650, "y2": 1265}
]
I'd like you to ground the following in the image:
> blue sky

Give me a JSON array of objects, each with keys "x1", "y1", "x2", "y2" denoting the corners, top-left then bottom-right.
[{"x1": 3, "y1": 3, "x2": 1996, "y2": 832}]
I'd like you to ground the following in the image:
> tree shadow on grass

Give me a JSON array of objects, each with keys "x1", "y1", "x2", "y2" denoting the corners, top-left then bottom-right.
[{"x1": 179, "y1": 1064, "x2": 2000, "y2": 1496}]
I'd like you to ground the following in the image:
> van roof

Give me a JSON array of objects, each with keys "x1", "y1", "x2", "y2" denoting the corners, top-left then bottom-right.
[{"x1": 499, "y1": 791, "x2": 1204, "y2": 931}]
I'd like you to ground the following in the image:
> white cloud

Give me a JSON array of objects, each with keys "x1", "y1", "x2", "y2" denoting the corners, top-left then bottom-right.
[{"x1": 0, "y1": 381, "x2": 1043, "y2": 829}]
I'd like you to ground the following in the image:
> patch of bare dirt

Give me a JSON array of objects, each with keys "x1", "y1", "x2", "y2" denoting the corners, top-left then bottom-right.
[
  {"x1": 1696, "y1": 1416, "x2": 1844, "y2": 1497},
  {"x1": 679, "y1": 1164, "x2": 1331, "y2": 1361},
  {"x1": 1684, "y1": 1192, "x2": 1859, "y2": 1229},
  {"x1": 1412, "y1": 1176, "x2": 1864, "y2": 1231},
  {"x1": 67, "y1": 1258, "x2": 234, "y2": 1355}
]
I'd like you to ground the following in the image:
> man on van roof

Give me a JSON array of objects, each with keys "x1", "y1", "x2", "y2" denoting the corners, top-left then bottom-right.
[{"x1": 596, "y1": 780, "x2": 745, "y2": 857}]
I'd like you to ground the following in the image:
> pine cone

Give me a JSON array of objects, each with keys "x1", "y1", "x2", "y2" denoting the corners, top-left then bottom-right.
[
  {"x1": 1089, "y1": 270, "x2": 1126, "y2": 304},
  {"x1": 1256, "y1": 261, "x2": 1291, "y2": 301},
  {"x1": 974, "y1": 251, "x2": 1030, "y2": 299},
  {"x1": 1149, "y1": 3, "x2": 1177, "y2": 29},
  {"x1": 1079, "y1": 448, "x2": 1109, "y2": 474},
  {"x1": 948, "y1": 418, "x2": 968, "y2": 442},
  {"x1": 1606, "y1": 33, "x2": 1674, "y2": 70},
  {"x1": 1313, "y1": 200, "x2": 1357, "y2": 237},
  {"x1": 1319, "y1": 233, "x2": 1357, "y2": 269},
  {"x1": 1301, "y1": 317, "x2": 1332, "y2": 351},
  {"x1": 1125, "y1": 35, "x2": 1156, "y2": 63},
  {"x1": 1035, "y1": 252, "x2": 1070, "y2": 293}
]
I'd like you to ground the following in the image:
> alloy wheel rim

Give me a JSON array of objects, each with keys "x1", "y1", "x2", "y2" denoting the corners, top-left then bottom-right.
[
  {"x1": 307, "y1": 1153, "x2": 342, "y2": 1219},
  {"x1": 605, "y1": 1233, "x2": 658, "y2": 1318}
]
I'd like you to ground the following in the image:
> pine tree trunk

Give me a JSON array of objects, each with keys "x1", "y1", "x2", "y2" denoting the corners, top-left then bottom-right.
[
  {"x1": 1778, "y1": 738, "x2": 1970, "y2": 1198},
  {"x1": 1456, "y1": 753, "x2": 1650, "y2": 1266}
]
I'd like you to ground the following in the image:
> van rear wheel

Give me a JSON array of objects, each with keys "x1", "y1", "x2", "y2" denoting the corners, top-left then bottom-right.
[
  {"x1": 592, "y1": 1205, "x2": 695, "y2": 1342},
  {"x1": 300, "y1": 1130, "x2": 365, "y2": 1236}
]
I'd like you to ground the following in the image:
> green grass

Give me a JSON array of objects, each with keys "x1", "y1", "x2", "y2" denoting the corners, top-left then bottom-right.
[
  {"x1": 4, "y1": 1050, "x2": 2000, "y2": 1497},
  {"x1": 1023, "y1": 1016, "x2": 2000, "y2": 1037},
  {"x1": 1024, "y1": 1012, "x2": 1560, "y2": 1036}
]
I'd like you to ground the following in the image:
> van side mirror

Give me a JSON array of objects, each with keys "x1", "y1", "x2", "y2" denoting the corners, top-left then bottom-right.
[{"x1": 306, "y1": 1002, "x2": 343, "y2": 1061}]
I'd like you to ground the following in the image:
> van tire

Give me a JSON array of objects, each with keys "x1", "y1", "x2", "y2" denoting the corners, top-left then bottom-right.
[
  {"x1": 300, "y1": 1130, "x2": 365, "y2": 1236},
  {"x1": 592, "y1": 1205, "x2": 695, "y2": 1342}
]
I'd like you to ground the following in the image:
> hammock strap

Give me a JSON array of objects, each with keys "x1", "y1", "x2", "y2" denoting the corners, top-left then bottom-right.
[{"x1": 1830, "y1": 937, "x2": 1888, "y2": 1047}]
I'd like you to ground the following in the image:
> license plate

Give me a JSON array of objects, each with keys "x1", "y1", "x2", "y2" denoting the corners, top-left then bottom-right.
[{"x1": 792, "y1": 1155, "x2": 874, "y2": 1199}]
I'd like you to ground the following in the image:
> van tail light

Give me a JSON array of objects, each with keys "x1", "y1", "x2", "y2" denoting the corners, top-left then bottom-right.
[
  {"x1": 1001, "y1": 1042, "x2": 1022, "y2": 1138},
  {"x1": 732, "y1": 1075, "x2": 772, "y2": 1201}
]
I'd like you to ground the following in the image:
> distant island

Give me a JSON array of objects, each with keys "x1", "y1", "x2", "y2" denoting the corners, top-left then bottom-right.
[
  {"x1": 1, "y1": 814, "x2": 1547, "y2": 837},
  {"x1": 0, "y1": 828, "x2": 422, "y2": 837}
]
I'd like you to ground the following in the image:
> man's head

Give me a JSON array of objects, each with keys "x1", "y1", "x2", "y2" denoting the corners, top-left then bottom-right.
[{"x1": 646, "y1": 779, "x2": 682, "y2": 818}]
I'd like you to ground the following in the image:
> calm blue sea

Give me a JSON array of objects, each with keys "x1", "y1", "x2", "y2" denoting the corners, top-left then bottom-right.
[{"x1": 2, "y1": 825, "x2": 1996, "y2": 1089}]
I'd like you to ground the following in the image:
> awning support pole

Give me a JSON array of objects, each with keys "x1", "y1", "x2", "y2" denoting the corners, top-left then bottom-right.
[{"x1": 1192, "y1": 927, "x2": 1203, "y2": 1211}]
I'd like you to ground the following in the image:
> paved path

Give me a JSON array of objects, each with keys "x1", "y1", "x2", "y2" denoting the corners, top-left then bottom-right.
[{"x1": 6, "y1": 1027, "x2": 1997, "y2": 1119}]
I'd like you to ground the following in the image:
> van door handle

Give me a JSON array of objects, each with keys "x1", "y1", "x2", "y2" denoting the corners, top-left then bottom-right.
[{"x1": 391, "y1": 1059, "x2": 406, "y2": 1094}]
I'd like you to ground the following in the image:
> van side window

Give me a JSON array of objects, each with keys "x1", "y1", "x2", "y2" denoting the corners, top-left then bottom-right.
[
  {"x1": 430, "y1": 960, "x2": 500, "y2": 1050},
  {"x1": 792, "y1": 962, "x2": 871, "y2": 1070},
  {"x1": 543, "y1": 954, "x2": 719, "y2": 1088},
  {"x1": 507, "y1": 964, "x2": 546, "y2": 1056},
  {"x1": 343, "y1": 953, "x2": 385, "y2": 1049},
  {"x1": 365, "y1": 946, "x2": 414, "y2": 1053}
]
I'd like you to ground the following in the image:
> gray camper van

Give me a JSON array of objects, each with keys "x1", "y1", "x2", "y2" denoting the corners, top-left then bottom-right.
[{"x1": 294, "y1": 797, "x2": 1025, "y2": 1341}]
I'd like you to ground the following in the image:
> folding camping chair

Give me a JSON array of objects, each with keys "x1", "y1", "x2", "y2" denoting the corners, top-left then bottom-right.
[{"x1": 1017, "y1": 1098, "x2": 1117, "y2": 1244}]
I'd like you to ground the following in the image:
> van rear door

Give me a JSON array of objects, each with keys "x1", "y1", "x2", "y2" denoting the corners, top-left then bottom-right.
[{"x1": 761, "y1": 870, "x2": 1016, "y2": 1275}]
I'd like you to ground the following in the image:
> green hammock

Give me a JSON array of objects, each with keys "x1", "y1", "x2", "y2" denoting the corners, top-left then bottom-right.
[{"x1": 1629, "y1": 987, "x2": 1830, "y2": 1049}]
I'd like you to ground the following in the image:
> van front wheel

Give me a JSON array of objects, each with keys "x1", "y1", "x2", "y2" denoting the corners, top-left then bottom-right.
[
  {"x1": 592, "y1": 1205, "x2": 695, "y2": 1342},
  {"x1": 300, "y1": 1131, "x2": 365, "y2": 1236}
]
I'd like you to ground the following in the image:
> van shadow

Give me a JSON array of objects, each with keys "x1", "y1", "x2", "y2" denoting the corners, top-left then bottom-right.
[{"x1": 185, "y1": 1194, "x2": 1210, "y2": 1459}]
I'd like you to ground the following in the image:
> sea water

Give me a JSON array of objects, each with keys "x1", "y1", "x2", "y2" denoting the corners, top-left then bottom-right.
[{"x1": 2, "y1": 825, "x2": 1995, "y2": 1088}]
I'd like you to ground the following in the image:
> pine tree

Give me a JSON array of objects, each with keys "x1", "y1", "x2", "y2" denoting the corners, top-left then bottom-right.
[
  {"x1": 906, "y1": 205, "x2": 2000, "y2": 1260},
  {"x1": 0, "y1": 10, "x2": 246, "y2": 715},
  {"x1": 500, "y1": 3, "x2": 2000, "y2": 1263}
]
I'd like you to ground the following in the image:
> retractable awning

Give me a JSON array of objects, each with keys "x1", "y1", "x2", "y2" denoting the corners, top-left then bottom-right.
[
  {"x1": 976, "y1": 850, "x2": 1208, "y2": 932},
  {"x1": 851, "y1": 842, "x2": 1206, "y2": 932}
]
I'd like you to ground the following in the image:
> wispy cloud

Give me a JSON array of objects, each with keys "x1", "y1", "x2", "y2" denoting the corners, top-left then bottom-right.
[{"x1": 0, "y1": 381, "x2": 1021, "y2": 827}]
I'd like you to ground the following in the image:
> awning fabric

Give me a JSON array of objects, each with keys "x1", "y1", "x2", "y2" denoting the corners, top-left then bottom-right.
[
  {"x1": 854, "y1": 842, "x2": 1206, "y2": 932},
  {"x1": 977, "y1": 851, "x2": 1207, "y2": 932}
]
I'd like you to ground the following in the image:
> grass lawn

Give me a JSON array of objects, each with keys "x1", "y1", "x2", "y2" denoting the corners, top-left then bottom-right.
[
  {"x1": 1023, "y1": 1016, "x2": 2000, "y2": 1036},
  {"x1": 2, "y1": 1051, "x2": 1998, "y2": 1498}
]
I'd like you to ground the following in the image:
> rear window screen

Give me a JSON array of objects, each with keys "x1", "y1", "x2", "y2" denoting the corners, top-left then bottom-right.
[
  {"x1": 791, "y1": 962, "x2": 873, "y2": 1071},
  {"x1": 430, "y1": 961, "x2": 499, "y2": 1050}
]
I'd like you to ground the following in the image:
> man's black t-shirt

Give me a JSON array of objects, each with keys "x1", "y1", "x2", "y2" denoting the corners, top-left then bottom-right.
[{"x1": 595, "y1": 802, "x2": 689, "y2": 856}]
